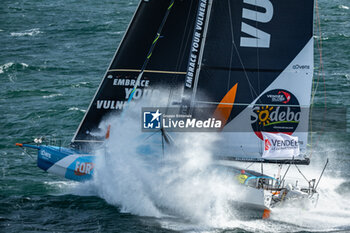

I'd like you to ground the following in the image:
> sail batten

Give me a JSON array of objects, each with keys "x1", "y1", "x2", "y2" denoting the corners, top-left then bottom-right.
[
  {"x1": 201, "y1": 65, "x2": 284, "y2": 73},
  {"x1": 108, "y1": 69, "x2": 186, "y2": 75}
]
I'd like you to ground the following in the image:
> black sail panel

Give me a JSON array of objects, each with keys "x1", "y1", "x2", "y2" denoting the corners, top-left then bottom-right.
[
  {"x1": 192, "y1": 0, "x2": 315, "y2": 162},
  {"x1": 195, "y1": 0, "x2": 314, "y2": 105},
  {"x1": 73, "y1": 0, "x2": 198, "y2": 144}
]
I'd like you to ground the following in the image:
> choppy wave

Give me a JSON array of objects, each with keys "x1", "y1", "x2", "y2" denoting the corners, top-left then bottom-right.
[
  {"x1": 339, "y1": 5, "x2": 349, "y2": 10},
  {"x1": 0, "y1": 62, "x2": 14, "y2": 74},
  {"x1": 10, "y1": 28, "x2": 42, "y2": 37},
  {"x1": 43, "y1": 181, "x2": 79, "y2": 191},
  {"x1": 0, "y1": 62, "x2": 29, "y2": 74},
  {"x1": 42, "y1": 93, "x2": 63, "y2": 99},
  {"x1": 71, "y1": 82, "x2": 92, "y2": 88},
  {"x1": 68, "y1": 107, "x2": 86, "y2": 113}
]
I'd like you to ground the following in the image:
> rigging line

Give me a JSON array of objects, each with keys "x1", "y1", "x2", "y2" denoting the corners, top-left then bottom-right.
[
  {"x1": 317, "y1": 0, "x2": 327, "y2": 145},
  {"x1": 311, "y1": 0, "x2": 324, "y2": 105},
  {"x1": 294, "y1": 164, "x2": 309, "y2": 183},
  {"x1": 310, "y1": 2, "x2": 322, "y2": 105},
  {"x1": 201, "y1": 65, "x2": 283, "y2": 73},
  {"x1": 173, "y1": 0, "x2": 194, "y2": 75},
  {"x1": 20, "y1": 147, "x2": 35, "y2": 160},
  {"x1": 127, "y1": 0, "x2": 176, "y2": 103},
  {"x1": 310, "y1": 11, "x2": 320, "y2": 158},
  {"x1": 161, "y1": 130, "x2": 165, "y2": 157},
  {"x1": 277, "y1": 162, "x2": 292, "y2": 189},
  {"x1": 227, "y1": 0, "x2": 235, "y2": 94},
  {"x1": 166, "y1": 0, "x2": 195, "y2": 110},
  {"x1": 245, "y1": 162, "x2": 255, "y2": 170},
  {"x1": 310, "y1": 13, "x2": 323, "y2": 155},
  {"x1": 144, "y1": 130, "x2": 161, "y2": 141},
  {"x1": 254, "y1": 0, "x2": 261, "y2": 95},
  {"x1": 315, "y1": 158, "x2": 328, "y2": 189},
  {"x1": 108, "y1": 69, "x2": 186, "y2": 75},
  {"x1": 310, "y1": 0, "x2": 326, "y2": 159},
  {"x1": 227, "y1": 0, "x2": 259, "y2": 102}
]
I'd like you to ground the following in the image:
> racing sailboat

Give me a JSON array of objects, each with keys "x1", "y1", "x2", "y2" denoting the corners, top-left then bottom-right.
[{"x1": 16, "y1": 0, "x2": 327, "y2": 218}]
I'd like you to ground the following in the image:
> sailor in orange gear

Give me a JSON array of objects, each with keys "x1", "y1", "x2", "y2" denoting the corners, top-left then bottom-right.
[{"x1": 236, "y1": 169, "x2": 248, "y2": 184}]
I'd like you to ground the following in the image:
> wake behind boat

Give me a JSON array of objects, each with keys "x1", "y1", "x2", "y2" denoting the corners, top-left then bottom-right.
[{"x1": 16, "y1": 0, "x2": 328, "y2": 219}]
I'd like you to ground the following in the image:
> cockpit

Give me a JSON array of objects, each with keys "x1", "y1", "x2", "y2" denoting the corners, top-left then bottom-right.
[{"x1": 244, "y1": 175, "x2": 280, "y2": 190}]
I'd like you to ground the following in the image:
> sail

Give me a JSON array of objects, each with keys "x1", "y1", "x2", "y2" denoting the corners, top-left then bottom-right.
[
  {"x1": 72, "y1": 0, "x2": 315, "y2": 163},
  {"x1": 187, "y1": 0, "x2": 315, "y2": 163},
  {"x1": 72, "y1": 0, "x2": 198, "y2": 145}
]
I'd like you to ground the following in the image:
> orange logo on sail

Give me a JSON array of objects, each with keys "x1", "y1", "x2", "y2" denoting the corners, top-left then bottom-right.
[{"x1": 74, "y1": 162, "x2": 94, "y2": 176}]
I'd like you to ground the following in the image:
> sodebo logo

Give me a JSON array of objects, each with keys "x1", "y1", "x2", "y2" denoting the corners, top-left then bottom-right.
[{"x1": 251, "y1": 89, "x2": 301, "y2": 140}]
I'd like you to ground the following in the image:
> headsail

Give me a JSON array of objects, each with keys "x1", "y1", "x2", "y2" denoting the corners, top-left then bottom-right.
[
  {"x1": 72, "y1": 0, "x2": 198, "y2": 145},
  {"x1": 185, "y1": 0, "x2": 315, "y2": 163}
]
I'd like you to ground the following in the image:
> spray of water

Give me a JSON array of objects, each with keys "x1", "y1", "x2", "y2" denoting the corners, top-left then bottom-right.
[
  {"x1": 88, "y1": 95, "x2": 242, "y2": 228},
  {"x1": 267, "y1": 141, "x2": 350, "y2": 232},
  {"x1": 70, "y1": 91, "x2": 350, "y2": 232}
]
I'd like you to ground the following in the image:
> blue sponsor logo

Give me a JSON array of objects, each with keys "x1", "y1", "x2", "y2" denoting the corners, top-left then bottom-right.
[{"x1": 143, "y1": 109, "x2": 162, "y2": 129}]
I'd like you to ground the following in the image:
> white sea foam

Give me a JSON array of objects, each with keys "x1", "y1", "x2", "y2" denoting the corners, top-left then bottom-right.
[
  {"x1": 269, "y1": 177, "x2": 350, "y2": 232},
  {"x1": 10, "y1": 28, "x2": 42, "y2": 37},
  {"x1": 0, "y1": 62, "x2": 30, "y2": 74},
  {"x1": 20, "y1": 63, "x2": 29, "y2": 68},
  {"x1": 72, "y1": 82, "x2": 89, "y2": 88},
  {"x1": 43, "y1": 93, "x2": 63, "y2": 99},
  {"x1": 43, "y1": 181, "x2": 80, "y2": 195},
  {"x1": 111, "y1": 31, "x2": 125, "y2": 35},
  {"x1": 68, "y1": 107, "x2": 86, "y2": 113},
  {"x1": 92, "y1": 125, "x2": 240, "y2": 225},
  {"x1": 0, "y1": 62, "x2": 14, "y2": 74}
]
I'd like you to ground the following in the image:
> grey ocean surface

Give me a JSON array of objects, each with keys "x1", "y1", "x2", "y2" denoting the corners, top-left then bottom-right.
[{"x1": 0, "y1": 0, "x2": 349, "y2": 232}]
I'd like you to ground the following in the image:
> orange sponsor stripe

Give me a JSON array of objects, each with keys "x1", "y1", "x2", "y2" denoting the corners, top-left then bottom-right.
[{"x1": 213, "y1": 83, "x2": 238, "y2": 127}]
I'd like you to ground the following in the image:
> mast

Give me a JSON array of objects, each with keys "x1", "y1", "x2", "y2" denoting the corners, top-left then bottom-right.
[
  {"x1": 181, "y1": 0, "x2": 212, "y2": 114},
  {"x1": 191, "y1": 0, "x2": 213, "y2": 107}
]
